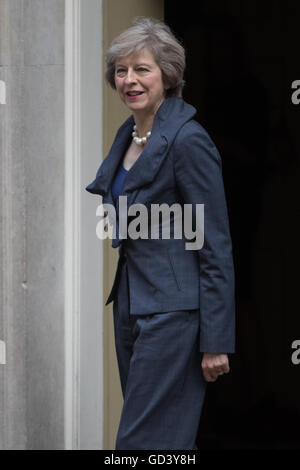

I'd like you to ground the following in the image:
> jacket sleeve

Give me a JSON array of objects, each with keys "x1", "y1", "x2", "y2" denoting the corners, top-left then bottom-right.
[{"x1": 172, "y1": 121, "x2": 236, "y2": 353}]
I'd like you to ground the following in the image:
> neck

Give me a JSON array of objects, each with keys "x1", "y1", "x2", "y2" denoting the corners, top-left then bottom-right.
[
  {"x1": 133, "y1": 98, "x2": 165, "y2": 137},
  {"x1": 133, "y1": 113, "x2": 154, "y2": 137}
]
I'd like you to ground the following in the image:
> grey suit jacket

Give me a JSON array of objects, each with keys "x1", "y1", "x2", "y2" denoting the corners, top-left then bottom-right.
[{"x1": 86, "y1": 97, "x2": 236, "y2": 353}]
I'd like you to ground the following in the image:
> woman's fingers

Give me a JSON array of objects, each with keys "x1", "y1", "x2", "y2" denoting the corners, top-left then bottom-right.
[
  {"x1": 201, "y1": 353, "x2": 230, "y2": 382},
  {"x1": 202, "y1": 370, "x2": 218, "y2": 382}
]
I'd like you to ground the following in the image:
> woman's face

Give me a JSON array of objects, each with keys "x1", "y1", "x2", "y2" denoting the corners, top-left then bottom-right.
[{"x1": 114, "y1": 48, "x2": 167, "y2": 117}]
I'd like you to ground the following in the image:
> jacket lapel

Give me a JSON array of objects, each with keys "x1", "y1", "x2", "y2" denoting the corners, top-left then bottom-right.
[
  {"x1": 85, "y1": 114, "x2": 134, "y2": 199},
  {"x1": 121, "y1": 97, "x2": 196, "y2": 200},
  {"x1": 85, "y1": 107, "x2": 170, "y2": 208},
  {"x1": 86, "y1": 97, "x2": 196, "y2": 208},
  {"x1": 86, "y1": 97, "x2": 197, "y2": 249},
  {"x1": 120, "y1": 115, "x2": 169, "y2": 211}
]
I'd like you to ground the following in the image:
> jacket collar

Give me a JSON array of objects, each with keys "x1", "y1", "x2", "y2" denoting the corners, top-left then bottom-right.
[{"x1": 85, "y1": 97, "x2": 196, "y2": 197}]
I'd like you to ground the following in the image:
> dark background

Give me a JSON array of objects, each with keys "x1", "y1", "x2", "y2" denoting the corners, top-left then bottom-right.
[{"x1": 165, "y1": 0, "x2": 300, "y2": 449}]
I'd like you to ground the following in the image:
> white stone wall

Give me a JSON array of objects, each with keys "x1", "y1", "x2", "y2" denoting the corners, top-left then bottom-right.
[{"x1": 0, "y1": 0, "x2": 65, "y2": 449}]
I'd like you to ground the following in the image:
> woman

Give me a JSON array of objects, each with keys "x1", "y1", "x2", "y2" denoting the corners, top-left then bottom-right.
[{"x1": 86, "y1": 17, "x2": 235, "y2": 450}]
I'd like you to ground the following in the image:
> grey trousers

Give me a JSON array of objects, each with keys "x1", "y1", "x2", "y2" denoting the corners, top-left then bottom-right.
[{"x1": 113, "y1": 258, "x2": 207, "y2": 450}]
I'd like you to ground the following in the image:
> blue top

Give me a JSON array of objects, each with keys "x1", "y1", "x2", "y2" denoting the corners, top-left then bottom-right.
[{"x1": 111, "y1": 164, "x2": 128, "y2": 205}]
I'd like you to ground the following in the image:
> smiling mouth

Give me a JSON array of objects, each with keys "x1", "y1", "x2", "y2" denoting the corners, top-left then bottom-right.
[{"x1": 126, "y1": 91, "x2": 144, "y2": 96}]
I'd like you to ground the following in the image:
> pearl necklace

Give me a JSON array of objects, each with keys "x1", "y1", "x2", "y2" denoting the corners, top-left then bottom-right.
[{"x1": 132, "y1": 124, "x2": 151, "y2": 146}]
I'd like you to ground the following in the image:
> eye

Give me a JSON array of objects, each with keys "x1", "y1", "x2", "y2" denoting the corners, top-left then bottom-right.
[
  {"x1": 137, "y1": 67, "x2": 148, "y2": 72},
  {"x1": 116, "y1": 68, "x2": 126, "y2": 75}
]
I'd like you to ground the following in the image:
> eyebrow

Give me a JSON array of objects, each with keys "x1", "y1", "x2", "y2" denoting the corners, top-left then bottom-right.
[{"x1": 115, "y1": 62, "x2": 152, "y2": 67}]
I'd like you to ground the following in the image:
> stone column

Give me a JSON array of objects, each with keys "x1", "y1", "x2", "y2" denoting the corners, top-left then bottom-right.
[{"x1": 0, "y1": 0, "x2": 65, "y2": 450}]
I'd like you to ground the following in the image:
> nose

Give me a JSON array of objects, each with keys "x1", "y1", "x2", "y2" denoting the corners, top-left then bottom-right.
[{"x1": 124, "y1": 68, "x2": 137, "y2": 84}]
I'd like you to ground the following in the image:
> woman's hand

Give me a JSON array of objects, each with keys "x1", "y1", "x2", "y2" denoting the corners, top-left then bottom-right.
[{"x1": 201, "y1": 353, "x2": 230, "y2": 382}]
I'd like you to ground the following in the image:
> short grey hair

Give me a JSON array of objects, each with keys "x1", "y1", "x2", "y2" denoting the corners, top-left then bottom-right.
[{"x1": 105, "y1": 17, "x2": 186, "y2": 98}]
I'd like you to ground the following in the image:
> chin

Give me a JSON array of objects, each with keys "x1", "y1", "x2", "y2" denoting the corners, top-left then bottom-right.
[{"x1": 126, "y1": 102, "x2": 148, "y2": 111}]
